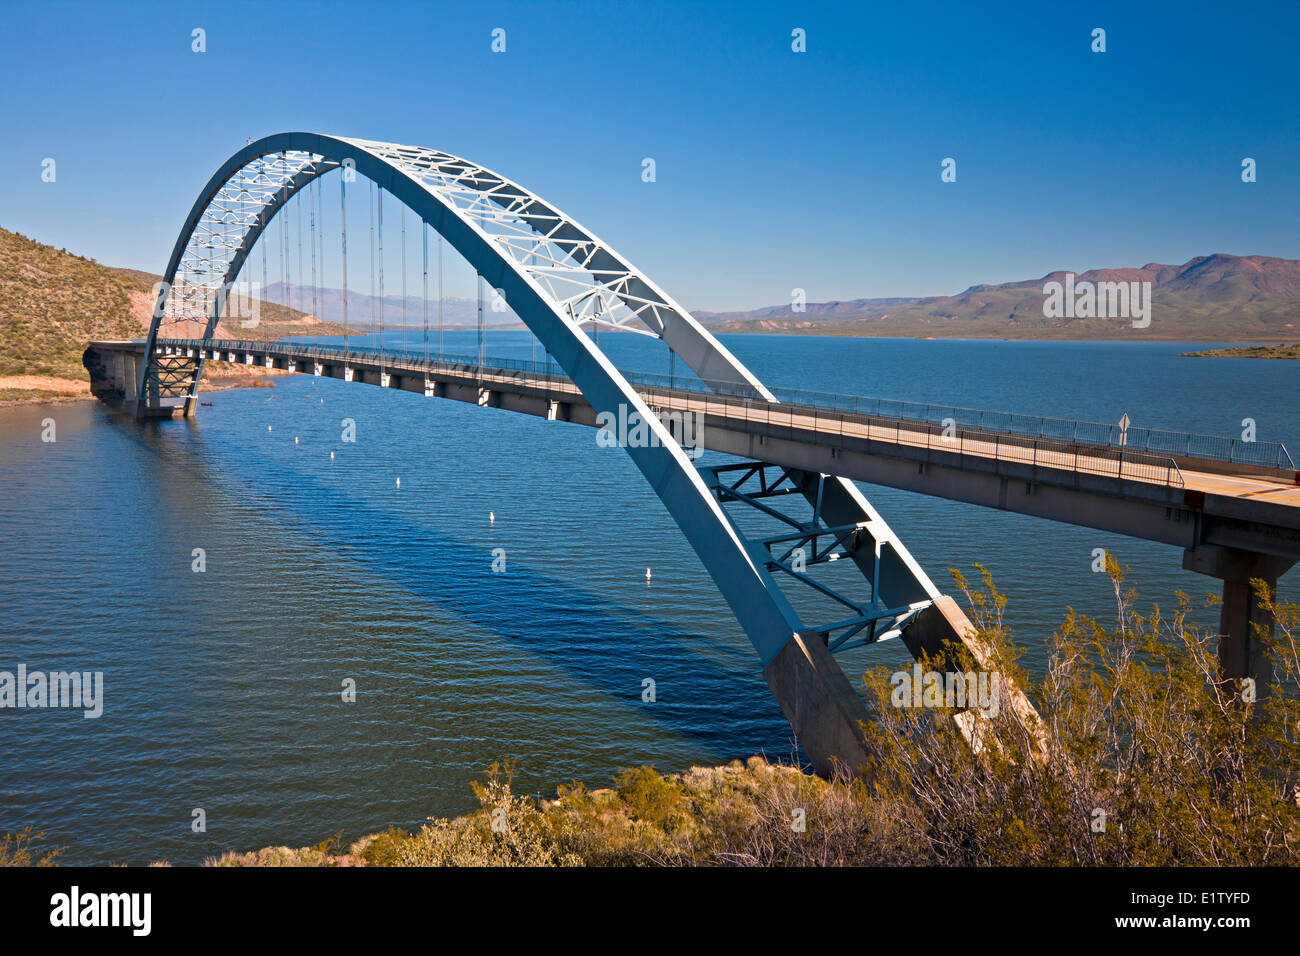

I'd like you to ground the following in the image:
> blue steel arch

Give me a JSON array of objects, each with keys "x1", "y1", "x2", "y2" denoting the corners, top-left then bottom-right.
[
  {"x1": 138, "y1": 133, "x2": 1012, "y2": 772},
  {"x1": 141, "y1": 133, "x2": 806, "y2": 666}
]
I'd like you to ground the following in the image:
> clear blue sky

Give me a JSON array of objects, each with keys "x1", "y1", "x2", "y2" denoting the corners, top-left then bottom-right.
[{"x1": 1, "y1": 0, "x2": 1296, "y2": 310}]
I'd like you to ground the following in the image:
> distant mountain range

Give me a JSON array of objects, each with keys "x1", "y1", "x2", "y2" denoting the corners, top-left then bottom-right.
[
  {"x1": 4, "y1": 222, "x2": 1298, "y2": 405},
  {"x1": 693, "y1": 255, "x2": 1300, "y2": 340},
  {"x1": 263, "y1": 281, "x2": 522, "y2": 329},
  {"x1": 267, "y1": 254, "x2": 1300, "y2": 340}
]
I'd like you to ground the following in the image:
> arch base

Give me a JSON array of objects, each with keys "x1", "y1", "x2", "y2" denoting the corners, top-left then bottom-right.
[{"x1": 763, "y1": 630, "x2": 874, "y2": 778}]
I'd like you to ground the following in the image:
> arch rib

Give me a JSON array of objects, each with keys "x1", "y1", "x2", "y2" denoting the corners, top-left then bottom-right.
[
  {"x1": 139, "y1": 132, "x2": 1034, "y2": 774},
  {"x1": 141, "y1": 132, "x2": 803, "y2": 667}
]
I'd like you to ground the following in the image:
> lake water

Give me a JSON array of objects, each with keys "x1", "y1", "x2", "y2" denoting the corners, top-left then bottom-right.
[{"x1": 0, "y1": 334, "x2": 1295, "y2": 864}]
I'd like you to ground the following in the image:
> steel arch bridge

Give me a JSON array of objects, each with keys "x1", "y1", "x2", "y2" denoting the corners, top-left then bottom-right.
[{"x1": 139, "y1": 133, "x2": 1026, "y2": 772}]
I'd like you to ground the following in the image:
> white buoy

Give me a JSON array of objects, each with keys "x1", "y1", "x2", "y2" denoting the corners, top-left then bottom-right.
[
  {"x1": 396, "y1": 477, "x2": 401, "y2": 489},
  {"x1": 330, "y1": 451, "x2": 335, "y2": 461},
  {"x1": 294, "y1": 436, "x2": 299, "y2": 445},
  {"x1": 267, "y1": 425, "x2": 272, "y2": 432},
  {"x1": 489, "y1": 511, "x2": 495, "y2": 525},
  {"x1": 646, "y1": 567, "x2": 652, "y2": 582}
]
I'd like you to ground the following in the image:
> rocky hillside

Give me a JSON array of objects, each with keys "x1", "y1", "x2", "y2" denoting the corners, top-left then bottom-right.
[
  {"x1": 0, "y1": 227, "x2": 148, "y2": 387},
  {"x1": 0, "y1": 226, "x2": 347, "y2": 402}
]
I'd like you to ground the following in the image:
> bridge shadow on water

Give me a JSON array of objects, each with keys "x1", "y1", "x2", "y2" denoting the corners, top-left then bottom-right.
[{"x1": 132, "y1": 411, "x2": 795, "y2": 762}]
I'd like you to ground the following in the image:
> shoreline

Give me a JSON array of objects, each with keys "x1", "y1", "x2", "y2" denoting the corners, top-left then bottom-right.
[
  {"x1": 1180, "y1": 343, "x2": 1300, "y2": 359},
  {"x1": 5, "y1": 336, "x2": 1293, "y2": 409},
  {"x1": 0, "y1": 375, "x2": 282, "y2": 409}
]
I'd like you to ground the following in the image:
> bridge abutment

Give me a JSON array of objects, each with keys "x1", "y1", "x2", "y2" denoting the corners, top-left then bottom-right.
[{"x1": 85, "y1": 343, "x2": 188, "y2": 418}]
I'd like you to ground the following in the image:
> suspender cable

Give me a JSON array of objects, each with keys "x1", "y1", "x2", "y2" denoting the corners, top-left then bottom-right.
[
  {"x1": 437, "y1": 233, "x2": 444, "y2": 358},
  {"x1": 422, "y1": 221, "x2": 429, "y2": 365},
  {"x1": 261, "y1": 218, "x2": 268, "y2": 329},
  {"x1": 368, "y1": 180, "x2": 375, "y2": 356},
  {"x1": 377, "y1": 184, "x2": 385, "y2": 366},
  {"x1": 317, "y1": 177, "x2": 324, "y2": 329},
  {"x1": 283, "y1": 182, "x2": 291, "y2": 319},
  {"x1": 296, "y1": 187, "x2": 304, "y2": 317},
  {"x1": 278, "y1": 201, "x2": 285, "y2": 317},
  {"x1": 340, "y1": 171, "x2": 349, "y2": 352},
  {"x1": 283, "y1": 191, "x2": 291, "y2": 322},
  {"x1": 401, "y1": 206, "x2": 407, "y2": 357},
  {"x1": 319, "y1": 178, "x2": 326, "y2": 344},
  {"x1": 529, "y1": 250, "x2": 537, "y2": 373},
  {"x1": 309, "y1": 177, "x2": 319, "y2": 348},
  {"x1": 276, "y1": 153, "x2": 286, "y2": 322},
  {"x1": 477, "y1": 273, "x2": 485, "y2": 375}
]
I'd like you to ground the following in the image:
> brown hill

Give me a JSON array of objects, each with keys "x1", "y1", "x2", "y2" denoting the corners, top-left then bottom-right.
[
  {"x1": 0, "y1": 228, "x2": 149, "y2": 388},
  {"x1": 0, "y1": 226, "x2": 344, "y2": 402}
]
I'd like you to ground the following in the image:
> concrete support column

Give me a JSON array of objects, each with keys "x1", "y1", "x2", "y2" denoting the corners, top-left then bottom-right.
[
  {"x1": 1218, "y1": 578, "x2": 1276, "y2": 687},
  {"x1": 762, "y1": 630, "x2": 873, "y2": 778},
  {"x1": 1183, "y1": 545, "x2": 1294, "y2": 689}
]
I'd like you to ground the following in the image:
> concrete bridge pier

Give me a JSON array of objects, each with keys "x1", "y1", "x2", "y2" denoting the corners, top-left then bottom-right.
[{"x1": 1183, "y1": 545, "x2": 1295, "y2": 691}]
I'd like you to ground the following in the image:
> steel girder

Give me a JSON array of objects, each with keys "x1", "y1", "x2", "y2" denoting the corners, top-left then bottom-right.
[{"x1": 140, "y1": 132, "x2": 945, "y2": 675}]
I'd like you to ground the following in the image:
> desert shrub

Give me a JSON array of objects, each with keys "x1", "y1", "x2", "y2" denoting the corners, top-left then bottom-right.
[
  {"x1": 855, "y1": 561, "x2": 1300, "y2": 865},
  {"x1": 397, "y1": 760, "x2": 586, "y2": 866},
  {"x1": 0, "y1": 826, "x2": 62, "y2": 866},
  {"x1": 355, "y1": 826, "x2": 412, "y2": 867},
  {"x1": 208, "y1": 845, "x2": 334, "y2": 867},
  {"x1": 613, "y1": 765, "x2": 687, "y2": 829}
]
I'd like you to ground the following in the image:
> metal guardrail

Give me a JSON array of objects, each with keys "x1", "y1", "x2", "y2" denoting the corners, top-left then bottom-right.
[
  {"x1": 157, "y1": 338, "x2": 1247, "y2": 489},
  {"x1": 633, "y1": 380, "x2": 1188, "y2": 489},
  {"x1": 622, "y1": 369, "x2": 1294, "y2": 471}
]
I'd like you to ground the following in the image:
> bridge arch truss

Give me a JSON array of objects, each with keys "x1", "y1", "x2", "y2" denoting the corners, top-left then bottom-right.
[{"x1": 140, "y1": 133, "x2": 1010, "y2": 772}]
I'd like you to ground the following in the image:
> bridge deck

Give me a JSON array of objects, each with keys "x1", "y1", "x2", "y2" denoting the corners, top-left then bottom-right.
[
  {"x1": 89, "y1": 338, "x2": 1300, "y2": 563},
  {"x1": 663, "y1": 391, "x2": 1300, "y2": 506},
  {"x1": 387, "y1": 347, "x2": 1300, "y2": 510}
]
